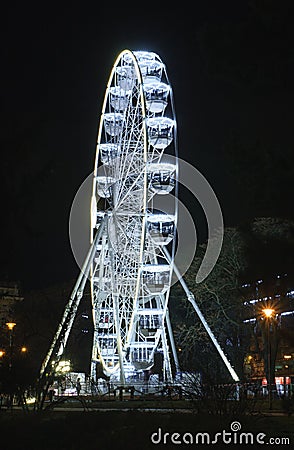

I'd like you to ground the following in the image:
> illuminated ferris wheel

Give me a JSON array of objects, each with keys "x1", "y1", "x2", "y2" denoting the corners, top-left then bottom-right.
[
  {"x1": 90, "y1": 49, "x2": 178, "y2": 384},
  {"x1": 38, "y1": 50, "x2": 240, "y2": 400}
]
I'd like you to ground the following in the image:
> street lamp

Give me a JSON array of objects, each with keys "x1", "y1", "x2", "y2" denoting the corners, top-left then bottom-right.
[
  {"x1": 262, "y1": 308, "x2": 275, "y2": 410},
  {"x1": 263, "y1": 308, "x2": 275, "y2": 318},
  {"x1": 6, "y1": 322, "x2": 16, "y2": 370}
]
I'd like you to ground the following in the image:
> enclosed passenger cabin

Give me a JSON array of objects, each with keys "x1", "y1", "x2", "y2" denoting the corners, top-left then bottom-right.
[
  {"x1": 124, "y1": 51, "x2": 164, "y2": 84},
  {"x1": 96, "y1": 176, "x2": 115, "y2": 198},
  {"x1": 143, "y1": 82, "x2": 170, "y2": 113},
  {"x1": 130, "y1": 344, "x2": 153, "y2": 370},
  {"x1": 99, "y1": 144, "x2": 119, "y2": 165},
  {"x1": 98, "y1": 309, "x2": 114, "y2": 329},
  {"x1": 104, "y1": 113, "x2": 124, "y2": 136},
  {"x1": 109, "y1": 86, "x2": 131, "y2": 111},
  {"x1": 132, "y1": 51, "x2": 158, "y2": 64},
  {"x1": 115, "y1": 65, "x2": 134, "y2": 90},
  {"x1": 147, "y1": 213, "x2": 175, "y2": 245},
  {"x1": 148, "y1": 163, "x2": 176, "y2": 195},
  {"x1": 98, "y1": 334, "x2": 117, "y2": 356},
  {"x1": 139, "y1": 59, "x2": 163, "y2": 83},
  {"x1": 146, "y1": 117, "x2": 175, "y2": 149},
  {"x1": 142, "y1": 264, "x2": 171, "y2": 294},
  {"x1": 139, "y1": 313, "x2": 161, "y2": 330}
]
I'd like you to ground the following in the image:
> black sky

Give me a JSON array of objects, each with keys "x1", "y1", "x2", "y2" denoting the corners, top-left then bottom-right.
[{"x1": 1, "y1": 1, "x2": 294, "y2": 291}]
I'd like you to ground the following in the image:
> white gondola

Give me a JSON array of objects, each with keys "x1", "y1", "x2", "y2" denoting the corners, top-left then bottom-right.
[
  {"x1": 132, "y1": 51, "x2": 157, "y2": 63},
  {"x1": 124, "y1": 51, "x2": 164, "y2": 84},
  {"x1": 109, "y1": 86, "x2": 131, "y2": 111},
  {"x1": 104, "y1": 113, "x2": 124, "y2": 136},
  {"x1": 98, "y1": 309, "x2": 113, "y2": 329},
  {"x1": 115, "y1": 65, "x2": 134, "y2": 90},
  {"x1": 146, "y1": 117, "x2": 175, "y2": 149},
  {"x1": 131, "y1": 345, "x2": 153, "y2": 370},
  {"x1": 139, "y1": 313, "x2": 161, "y2": 329},
  {"x1": 142, "y1": 264, "x2": 171, "y2": 294},
  {"x1": 147, "y1": 213, "x2": 175, "y2": 245},
  {"x1": 143, "y1": 82, "x2": 170, "y2": 113},
  {"x1": 148, "y1": 163, "x2": 176, "y2": 194},
  {"x1": 96, "y1": 176, "x2": 115, "y2": 198},
  {"x1": 99, "y1": 144, "x2": 119, "y2": 165},
  {"x1": 139, "y1": 60, "x2": 163, "y2": 83},
  {"x1": 98, "y1": 335, "x2": 117, "y2": 355}
]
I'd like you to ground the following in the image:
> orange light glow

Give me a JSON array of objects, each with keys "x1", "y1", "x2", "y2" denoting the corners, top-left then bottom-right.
[{"x1": 262, "y1": 308, "x2": 275, "y2": 318}]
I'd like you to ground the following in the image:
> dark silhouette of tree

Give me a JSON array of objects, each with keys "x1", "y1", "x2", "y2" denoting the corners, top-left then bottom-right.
[
  {"x1": 171, "y1": 227, "x2": 249, "y2": 382},
  {"x1": 171, "y1": 217, "x2": 294, "y2": 383}
]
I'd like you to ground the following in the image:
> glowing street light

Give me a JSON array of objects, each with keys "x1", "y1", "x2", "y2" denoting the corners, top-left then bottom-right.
[
  {"x1": 262, "y1": 308, "x2": 275, "y2": 318},
  {"x1": 6, "y1": 322, "x2": 16, "y2": 331},
  {"x1": 262, "y1": 308, "x2": 275, "y2": 410},
  {"x1": 6, "y1": 322, "x2": 16, "y2": 370}
]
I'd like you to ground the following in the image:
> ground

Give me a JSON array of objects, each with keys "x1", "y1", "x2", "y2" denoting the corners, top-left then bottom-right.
[{"x1": 0, "y1": 406, "x2": 293, "y2": 449}]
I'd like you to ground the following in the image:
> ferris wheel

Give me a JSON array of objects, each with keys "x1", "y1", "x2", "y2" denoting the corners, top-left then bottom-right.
[
  {"x1": 90, "y1": 49, "x2": 179, "y2": 384},
  {"x1": 38, "y1": 50, "x2": 240, "y2": 402}
]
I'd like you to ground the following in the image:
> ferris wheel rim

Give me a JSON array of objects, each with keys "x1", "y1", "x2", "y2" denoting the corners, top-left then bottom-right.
[{"x1": 90, "y1": 49, "x2": 179, "y2": 379}]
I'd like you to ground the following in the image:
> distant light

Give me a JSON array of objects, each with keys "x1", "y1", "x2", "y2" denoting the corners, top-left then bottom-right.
[
  {"x1": 21, "y1": 346, "x2": 27, "y2": 353},
  {"x1": 0, "y1": 350, "x2": 5, "y2": 357},
  {"x1": 247, "y1": 299, "x2": 260, "y2": 305},
  {"x1": 56, "y1": 360, "x2": 71, "y2": 373},
  {"x1": 6, "y1": 322, "x2": 16, "y2": 330},
  {"x1": 281, "y1": 310, "x2": 294, "y2": 316},
  {"x1": 284, "y1": 355, "x2": 292, "y2": 360}
]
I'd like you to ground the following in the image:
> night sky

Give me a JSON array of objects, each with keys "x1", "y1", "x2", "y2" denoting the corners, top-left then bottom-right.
[{"x1": 1, "y1": 1, "x2": 294, "y2": 291}]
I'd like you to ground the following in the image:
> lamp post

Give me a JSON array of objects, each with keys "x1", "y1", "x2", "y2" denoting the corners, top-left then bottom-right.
[
  {"x1": 6, "y1": 322, "x2": 16, "y2": 370},
  {"x1": 262, "y1": 309, "x2": 275, "y2": 410}
]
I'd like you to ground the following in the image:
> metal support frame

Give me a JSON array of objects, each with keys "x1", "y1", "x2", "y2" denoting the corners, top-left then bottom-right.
[
  {"x1": 163, "y1": 247, "x2": 240, "y2": 382},
  {"x1": 39, "y1": 220, "x2": 105, "y2": 380}
]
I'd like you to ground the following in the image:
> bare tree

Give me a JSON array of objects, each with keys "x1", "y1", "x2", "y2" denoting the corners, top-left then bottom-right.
[{"x1": 171, "y1": 227, "x2": 249, "y2": 382}]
